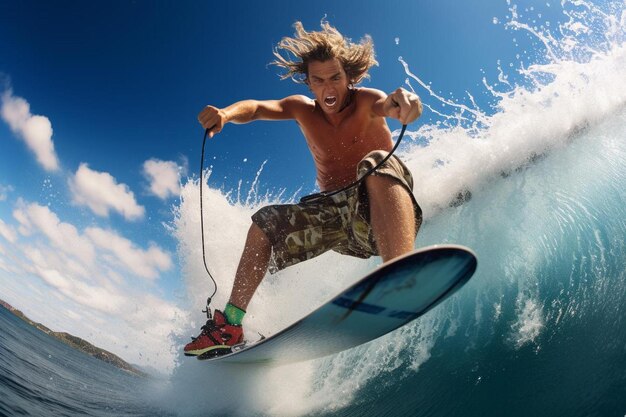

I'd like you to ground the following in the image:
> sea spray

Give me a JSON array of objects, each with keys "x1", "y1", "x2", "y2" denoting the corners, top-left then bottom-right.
[{"x1": 398, "y1": 0, "x2": 625, "y2": 216}]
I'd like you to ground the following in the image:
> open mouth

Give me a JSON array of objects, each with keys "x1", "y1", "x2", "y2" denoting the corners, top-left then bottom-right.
[{"x1": 324, "y1": 96, "x2": 337, "y2": 107}]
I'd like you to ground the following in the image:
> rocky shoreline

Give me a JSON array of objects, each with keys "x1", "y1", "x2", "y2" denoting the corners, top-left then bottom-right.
[{"x1": 0, "y1": 299, "x2": 146, "y2": 377}]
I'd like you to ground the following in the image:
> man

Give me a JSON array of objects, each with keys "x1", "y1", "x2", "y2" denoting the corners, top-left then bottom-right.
[{"x1": 185, "y1": 21, "x2": 423, "y2": 357}]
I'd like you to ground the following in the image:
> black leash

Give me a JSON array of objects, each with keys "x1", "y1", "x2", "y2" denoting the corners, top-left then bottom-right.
[
  {"x1": 199, "y1": 128, "x2": 217, "y2": 319},
  {"x1": 198, "y1": 123, "x2": 408, "y2": 315}
]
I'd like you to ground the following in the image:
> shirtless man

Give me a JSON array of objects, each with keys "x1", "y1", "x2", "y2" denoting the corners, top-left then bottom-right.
[{"x1": 185, "y1": 21, "x2": 423, "y2": 357}]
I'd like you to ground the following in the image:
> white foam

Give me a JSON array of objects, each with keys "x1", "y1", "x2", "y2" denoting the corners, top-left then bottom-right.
[
  {"x1": 511, "y1": 294, "x2": 545, "y2": 349},
  {"x1": 398, "y1": 1, "x2": 626, "y2": 218}
]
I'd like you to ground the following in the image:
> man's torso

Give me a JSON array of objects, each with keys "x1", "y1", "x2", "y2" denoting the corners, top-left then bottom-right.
[{"x1": 295, "y1": 88, "x2": 393, "y2": 191}]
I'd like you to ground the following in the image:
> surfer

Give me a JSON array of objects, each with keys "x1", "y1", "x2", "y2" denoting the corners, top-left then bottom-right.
[{"x1": 186, "y1": 21, "x2": 423, "y2": 357}]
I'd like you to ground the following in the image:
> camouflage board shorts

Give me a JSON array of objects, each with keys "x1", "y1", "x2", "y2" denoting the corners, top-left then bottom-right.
[{"x1": 252, "y1": 150, "x2": 423, "y2": 273}]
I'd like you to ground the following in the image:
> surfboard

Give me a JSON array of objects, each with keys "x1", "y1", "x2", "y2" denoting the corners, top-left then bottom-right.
[{"x1": 198, "y1": 244, "x2": 477, "y2": 364}]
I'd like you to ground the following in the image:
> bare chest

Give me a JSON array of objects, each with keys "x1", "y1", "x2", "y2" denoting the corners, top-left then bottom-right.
[
  {"x1": 297, "y1": 110, "x2": 393, "y2": 189},
  {"x1": 301, "y1": 106, "x2": 389, "y2": 152}
]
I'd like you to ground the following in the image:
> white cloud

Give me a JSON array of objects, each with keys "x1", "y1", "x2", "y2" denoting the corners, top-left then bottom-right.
[
  {"x1": 12, "y1": 205, "x2": 33, "y2": 237},
  {"x1": 1, "y1": 90, "x2": 60, "y2": 171},
  {"x1": 85, "y1": 227, "x2": 172, "y2": 280},
  {"x1": 12, "y1": 201, "x2": 171, "y2": 281},
  {"x1": 0, "y1": 219, "x2": 17, "y2": 243},
  {"x1": 69, "y1": 163, "x2": 145, "y2": 221},
  {"x1": 143, "y1": 159, "x2": 182, "y2": 199},
  {"x1": 13, "y1": 202, "x2": 95, "y2": 264},
  {"x1": 34, "y1": 265, "x2": 126, "y2": 314},
  {"x1": 0, "y1": 183, "x2": 14, "y2": 201},
  {"x1": 35, "y1": 266, "x2": 73, "y2": 293}
]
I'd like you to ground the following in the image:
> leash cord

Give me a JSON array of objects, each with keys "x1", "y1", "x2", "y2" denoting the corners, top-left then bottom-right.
[{"x1": 199, "y1": 128, "x2": 217, "y2": 317}]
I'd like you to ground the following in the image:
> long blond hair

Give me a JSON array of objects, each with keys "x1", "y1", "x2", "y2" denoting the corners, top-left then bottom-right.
[{"x1": 272, "y1": 20, "x2": 378, "y2": 85}]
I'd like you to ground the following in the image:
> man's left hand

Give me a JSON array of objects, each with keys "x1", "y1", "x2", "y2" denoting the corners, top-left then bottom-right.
[{"x1": 384, "y1": 88, "x2": 423, "y2": 125}]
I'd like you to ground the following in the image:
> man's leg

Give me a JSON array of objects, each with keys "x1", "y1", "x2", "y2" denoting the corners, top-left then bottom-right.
[
  {"x1": 366, "y1": 174, "x2": 417, "y2": 262},
  {"x1": 228, "y1": 223, "x2": 272, "y2": 311},
  {"x1": 184, "y1": 223, "x2": 271, "y2": 355}
]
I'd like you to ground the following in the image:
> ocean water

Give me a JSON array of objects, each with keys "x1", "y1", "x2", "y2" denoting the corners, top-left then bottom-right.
[
  {"x1": 2, "y1": 0, "x2": 626, "y2": 416},
  {"x1": 0, "y1": 306, "x2": 173, "y2": 416}
]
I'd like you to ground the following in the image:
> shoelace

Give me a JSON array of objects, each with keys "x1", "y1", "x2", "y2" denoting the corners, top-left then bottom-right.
[{"x1": 191, "y1": 318, "x2": 223, "y2": 341}]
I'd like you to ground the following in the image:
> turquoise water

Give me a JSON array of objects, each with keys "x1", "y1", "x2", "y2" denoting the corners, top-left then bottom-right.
[
  {"x1": 328, "y1": 108, "x2": 626, "y2": 417},
  {"x1": 0, "y1": 305, "x2": 172, "y2": 416}
]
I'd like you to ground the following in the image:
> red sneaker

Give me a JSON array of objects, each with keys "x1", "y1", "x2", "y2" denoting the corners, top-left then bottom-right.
[{"x1": 184, "y1": 310, "x2": 244, "y2": 357}]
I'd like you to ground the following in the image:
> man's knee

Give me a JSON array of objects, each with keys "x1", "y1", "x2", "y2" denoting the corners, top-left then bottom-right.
[
  {"x1": 365, "y1": 174, "x2": 421, "y2": 231},
  {"x1": 365, "y1": 174, "x2": 406, "y2": 199}
]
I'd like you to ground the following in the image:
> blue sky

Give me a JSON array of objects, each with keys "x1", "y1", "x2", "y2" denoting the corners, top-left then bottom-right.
[
  {"x1": 0, "y1": 0, "x2": 574, "y2": 368},
  {"x1": 0, "y1": 0, "x2": 561, "y2": 209}
]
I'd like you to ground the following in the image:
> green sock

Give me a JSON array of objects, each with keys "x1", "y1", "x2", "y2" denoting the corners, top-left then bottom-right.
[{"x1": 224, "y1": 303, "x2": 246, "y2": 326}]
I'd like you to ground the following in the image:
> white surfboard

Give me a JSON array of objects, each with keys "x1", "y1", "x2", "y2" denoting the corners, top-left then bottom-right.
[{"x1": 198, "y1": 244, "x2": 477, "y2": 364}]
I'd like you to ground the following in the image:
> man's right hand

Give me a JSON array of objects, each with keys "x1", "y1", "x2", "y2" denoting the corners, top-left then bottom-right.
[{"x1": 198, "y1": 105, "x2": 227, "y2": 138}]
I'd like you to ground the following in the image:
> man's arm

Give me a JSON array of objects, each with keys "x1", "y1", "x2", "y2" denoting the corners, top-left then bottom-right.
[
  {"x1": 198, "y1": 95, "x2": 311, "y2": 138},
  {"x1": 370, "y1": 88, "x2": 423, "y2": 125}
]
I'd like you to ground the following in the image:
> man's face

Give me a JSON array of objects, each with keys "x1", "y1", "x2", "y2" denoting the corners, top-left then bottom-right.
[{"x1": 307, "y1": 58, "x2": 351, "y2": 114}]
